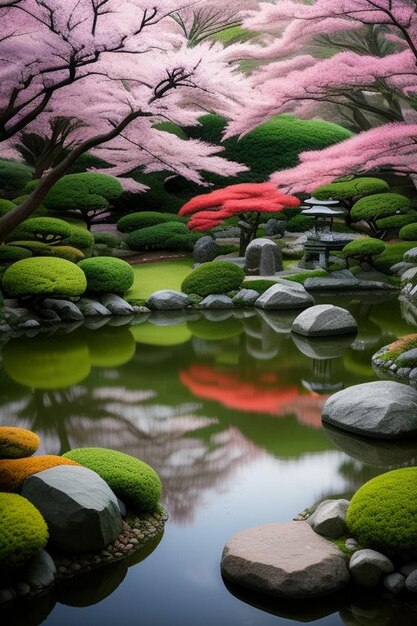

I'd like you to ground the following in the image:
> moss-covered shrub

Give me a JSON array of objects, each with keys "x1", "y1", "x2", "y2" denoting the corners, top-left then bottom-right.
[
  {"x1": 181, "y1": 261, "x2": 244, "y2": 297},
  {"x1": 126, "y1": 222, "x2": 198, "y2": 252},
  {"x1": 0, "y1": 159, "x2": 33, "y2": 197},
  {"x1": 373, "y1": 242, "x2": 417, "y2": 274},
  {"x1": 0, "y1": 427, "x2": 40, "y2": 459},
  {"x1": 63, "y1": 448, "x2": 162, "y2": 513},
  {"x1": 78, "y1": 257, "x2": 134, "y2": 294},
  {"x1": 399, "y1": 223, "x2": 417, "y2": 241},
  {"x1": 41, "y1": 245, "x2": 85, "y2": 263},
  {"x1": 6, "y1": 240, "x2": 51, "y2": 253},
  {"x1": 342, "y1": 238, "x2": 386, "y2": 265},
  {"x1": 314, "y1": 177, "x2": 390, "y2": 202},
  {"x1": 64, "y1": 225, "x2": 94, "y2": 252},
  {"x1": 0, "y1": 456, "x2": 80, "y2": 492},
  {"x1": 241, "y1": 279, "x2": 277, "y2": 294},
  {"x1": 0, "y1": 199, "x2": 17, "y2": 217},
  {"x1": 351, "y1": 193, "x2": 414, "y2": 236},
  {"x1": 0, "y1": 245, "x2": 32, "y2": 264},
  {"x1": 7, "y1": 217, "x2": 72, "y2": 245},
  {"x1": 93, "y1": 232, "x2": 124, "y2": 248},
  {"x1": 0, "y1": 493, "x2": 48, "y2": 575},
  {"x1": 2, "y1": 257, "x2": 87, "y2": 298},
  {"x1": 285, "y1": 214, "x2": 315, "y2": 232},
  {"x1": 117, "y1": 211, "x2": 185, "y2": 233},
  {"x1": 284, "y1": 269, "x2": 328, "y2": 284},
  {"x1": 346, "y1": 468, "x2": 417, "y2": 559}
]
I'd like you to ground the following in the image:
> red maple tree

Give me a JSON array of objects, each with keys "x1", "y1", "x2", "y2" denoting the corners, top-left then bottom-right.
[{"x1": 179, "y1": 182, "x2": 300, "y2": 254}]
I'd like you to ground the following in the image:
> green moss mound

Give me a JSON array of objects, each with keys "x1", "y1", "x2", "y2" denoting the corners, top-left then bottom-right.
[
  {"x1": 377, "y1": 334, "x2": 417, "y2": 365},
  {"x1": 241, "y1": 279, "x2": 277, "y2": 294},
  {"x1": 41, "y1": 245, "x2": 85, "y2": 263},
  {"x1": 126, "y1": 222, "x2": 198, "y2": 252},
  {"x1": 347, "y1": 468, "x2": 417, "y2": 558},
  {"x1": 284, "y1": 269, "x2": 328, "y2": 284},
  {"x1": 0, "y1": 245, "x2": 32, "y2": 264},
  {"x1": 2, "y1": 257, "x2": 87, "y2": 297},
  {"x1": 63, "y1": 448, "x2": 162, "y2": 513},
  {"x1": 117, "y1": 211, "x2": 185, "y2": 233},
  {"x1": 3, "y1": 337, "x2": 91, "y2": 389},
  {"x1": 65, "y1": 226, "x2": 94, "y2": 252},
  {"x1": 182, "y1": 262, "x2": 244, "y2": 297},
  {"x1": 0, "y1": 493, "x2": 48, "y2": 575},
  {"x1": 78, "y1": 257, "x2": 134, "y2": 294},
  {"x1": 400, "y1": 223, "x2": 417, "y2": 241},
  {"x1": 374, "y1": 242, "x2": 417, "y2": 274},
  {"x1": 0, "y1": 427, "x2": 40, "y2": 459},
  {"x1": 0, "y1": 199, "x2": 17, "y2": 217},
  {"x1": 342, "y1": 238, "x2": 386, "y2": 263}
]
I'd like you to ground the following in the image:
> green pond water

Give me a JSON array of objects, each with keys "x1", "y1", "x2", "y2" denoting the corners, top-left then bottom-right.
[{"x1": 2, "y1": 293, "x2": 417, "y2": 626}]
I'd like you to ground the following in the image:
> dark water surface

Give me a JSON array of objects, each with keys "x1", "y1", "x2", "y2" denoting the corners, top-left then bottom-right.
[{"x1": 2, "y1": 294, "x2": 417, "y2": 626}]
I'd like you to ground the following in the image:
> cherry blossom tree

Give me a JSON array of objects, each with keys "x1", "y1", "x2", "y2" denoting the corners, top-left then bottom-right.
[
  {"x1": 179, "y1": 182, "x2": 300, "y2": 254},
  {"x1": 225, "y1": 0, "x2": 417, "y2": 189},
  {"x1": 0, "y1": 0, "x2": 256, "y2": 239}
]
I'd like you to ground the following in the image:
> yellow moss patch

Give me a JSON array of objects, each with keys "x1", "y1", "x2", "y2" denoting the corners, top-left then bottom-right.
[
  {"x1": 0, "y1": 427, "x2": 40, "y2": 459},
  {"x1": 0, "y1": 455, "x2": 80, "y2": 492}
]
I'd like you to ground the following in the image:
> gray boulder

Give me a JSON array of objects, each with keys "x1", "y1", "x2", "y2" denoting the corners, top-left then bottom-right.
[
  {"x1": 292, "y1": 305, "x2": 357, "y2": 337},
  {"x1": 401, "y1": 267, "x2": 417, "y2": 283},
  {"x1": 101, "y1": 294, "x2": 134, "y2": 315},
  {"x1": 349, "y1": 549, "x2": 394, "y2": 587},
  {"x1": 307, "y1": 499, "x2": 349, "y2": 539},
  {"x1": 400, "y1": 562, "x2": 417, "y2": 577},
  {"x1": 383, "y1": 572, "x2": 405, "y2": 594},
  {"x1": 391, "y1": 261, "x2": 415, "y2": 276},
  {"x1": 193, "y1": 236, "x2": 220, "y2": 263},
  {"x1": 22, "y1": 465, "x2": 122, "y2": 553},
  {"x1": 255, "y1": 283, "x2": 314, "y2": 310},
  {"x1": 265, "y1": 219, "x2": 286, "y2": 237},
  {"x1": 221, "y1": 521, "x2": 350, "y2": 598},
  {"x1": 404, "y1": 247, "x2": 417, "y2": 263},
  {"x1": 147, "y1": 290, "x2": 188, "y2": 311},
  {"x1": 25, "y1": 549, "x2": 56, "y2": 589},
  {"x1": 406, "y1": 570, "x2": 417, "y2": 593},
  {"x1": 43, "y1": 298, "x2": 84, "y2": 321},
  {"x1": 397, "y1": 348, "x2": 417, "y2": 366},
  {"x1": 78, "y1": 298, "x2": 111, "y2": 316},
  {"x1": 245, "y1": 238, "x2": 282, "y2": 276},
  {"x1": 198, "y1": 295, "x2": 234, "y2": 309},
  {"x1": 322, "y1": 381, "x2": 417, "y2": 439},
  {"x1": 233, "y1": 289, "x2": 260, "y2": 306}
]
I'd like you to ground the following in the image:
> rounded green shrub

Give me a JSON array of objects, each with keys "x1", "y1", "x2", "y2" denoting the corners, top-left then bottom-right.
[
  {"x1": 0, "y1": 199, "x2": 17, "y2": 217},
  {"x1": 93, "y1": 232, "x2": 124, "y2": 248},
  {"x1": 342, "y1": 238, "x2": 386, "y2": 261},
  {"x1": 0, "y1": 159, "x2": 33, "y2": 196},
  {"x1": 346, "y1": 468, "x2": 417, "y2": 559},
  {"x1": 0, "y1": 493, "x2": 48, "y2": 575},
  {"x1": 285, "y1": 214, "x2": 315, "y2": 232},
  {"x1": 78, "y1": 257, "x2": 134, "y2": 294},
  {"x1": 351, "y1": 193, "x2": 412, "y2": 221},
  {"x1": 126, "y1": 222, "x2": 198, "y2": 252},
  {"x1": 181, "y1": 261, "x2": 245, "y2": 297},
  {"x1": 117, "y1": 211, "x2": 185, "y2": 233},
  {"x1": 2, "y1": 257, "x2": 87, "y2": 297},
  {"x1": 373, "y1": 241, "x2": 417, "y2": 274},
  {"x1": 314, "y1": 177, "x2": 390, "y2": 201},
  {"x1": 63, "y1": 447, "x2": 162, "y2": 513},
  {"x1": 65, "y1": 226, "x2": 94, "y2": 252},
  {"x1": 0, "y1": 245, "x2": 32, "y2": 264},
  {"x1": 42, "y1": 245, "x2": 85, "y2": 263},
  {"x1": 7, "y1": 217, "x2": 72, "y2": 245},
  {"x1": 399, "y1": 223, "x2": 417, "y2": 241}
]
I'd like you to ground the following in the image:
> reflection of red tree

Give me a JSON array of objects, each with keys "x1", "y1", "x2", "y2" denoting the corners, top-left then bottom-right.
[{"x1": 180, "y1": 364, "x2": 329, "y2": 429}]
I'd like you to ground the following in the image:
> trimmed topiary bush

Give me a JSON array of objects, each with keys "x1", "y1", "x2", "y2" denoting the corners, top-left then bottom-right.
[
  {"x1": 7, "y1": 217, "x2": 72, "y2": 245},
  {"x1": 93, "y1": 232, "x2": 124, "y2": 248},
  {"x1": 373, "y1": 241, "x2": 417, "y2": 274},
  {"x1": 351, "y1": 193, "x2": 414, "y2": 238},
  {"x1": 399, "y1": 222, "x2": 417, "y2": 241},
  {"x1": 0, "y1": 456, "x2": 80, "y2": 492},
  {"x1": 0, "y1": 427, "x2": 40, "y2": 459},
  {"x1": 314, "y1": 177, "x2": 390, "y2": 202},
  {"x1": 285, "y1": 214, "x2": 315, "y2": 233},
  {"x1": 64, "y1": 225, "x2": 95, "y2": 253},
  {"x1": 78, "y1": 257, "x2": 134, "y2": 294},
  {"x1": 0, "y1": 493, "x2": 48, "y2": 576},
  {"x1": 126, "y1": 222, "x2": 198, "y2": 252},
  {"x1": 181, "y1": 261, "x2": 245, "y2": 297},
  {"x1": 241, "y1": 279, "x2": 277, "y2": 294},
  {"x1": 0, "y1": 245, "x2": 32, "y2": 264},
  {"x1": 0, "y1": 199, "x2": 17, "y2": 217},
  {"x1": 63, "y1": 447, "x2": 162, "y2": 513},
  {"x1": 41, "y1": 245, "x2": 85, "y2": 263},
  {"x1": 342, "y1": 238, "x2": 386, "y2": 266},
  {"x1": 117, "y1": 211, "x2": 185, "y2": 233},
  {"x1": 346, "y1": 468, "x2": 417, "y2": 559},
  {"x1": 2, "y1": 257, "x2": 87, "y2": 298}
]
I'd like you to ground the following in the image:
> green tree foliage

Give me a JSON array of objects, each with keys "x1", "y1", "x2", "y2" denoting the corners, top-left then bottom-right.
[
  {"x1": 342, "y1": 238, "x2": 386, "y2": 268},
  {"x1": 351, "y1": 193, "x2": 414, "y2": 239},
  {"x1": 399, "y1": 222, "x2": 417, "y2": 241},
  {"x1": 0, "y1": 160, "x2": 33, "y2": 199},
  {"x1": 117, "y1": 211, "x2": 185, "y2": 233},
  {"x1": 6, "y1": 217, "x2": 72, "y2": 245}
]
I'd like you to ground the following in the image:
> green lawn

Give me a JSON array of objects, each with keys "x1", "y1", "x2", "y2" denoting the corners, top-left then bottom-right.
[{"x1": 125, "y1": 259, "x2": 193, "y2": 302}]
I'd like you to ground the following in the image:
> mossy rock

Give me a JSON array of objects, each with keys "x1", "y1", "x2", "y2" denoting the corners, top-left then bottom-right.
[
  {"x1": 0, "y1": 427, "x2": 40, "y2": 459},
  {"x1": 0, "y1": 456, "x2": 80, "y2": 492},
  {"x1": 78, "y1": 257, "x2": 134, "y2": 294},
  {"x1": 130, "y1": 322, "x2": 191, "y2": 346},
  {"x1": 181, "y1": 262, "x2": 244, "y2": 297},
  {"x1": 0, "y1": 493, "x2": 48, "y2": 576},
  {"x1": 3, "y1": 337, "x2": 91, "y2": 389},
  {"x1": 63, "y1": 448, "x2": 162, "y2": 513},
  {"x1": 347, "y1": 468, "x2": 417, "y2": 559},
  {"x1": 242, "y1": 279, "x2": 277, "y2": 294},
  {"x1": 2, "y1": 257, "x2": 87, "y2": 297}
]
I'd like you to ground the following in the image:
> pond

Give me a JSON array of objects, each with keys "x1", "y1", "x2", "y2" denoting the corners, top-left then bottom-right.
[{"x1": 1, "y1": 293, "x2": 417, "y2": 626}]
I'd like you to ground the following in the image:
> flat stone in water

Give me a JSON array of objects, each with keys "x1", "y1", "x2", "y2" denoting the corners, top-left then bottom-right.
[
  {"x1": 291, "y1": 305, "x2": 357, "y2": 337},
  {"x1": 221, "y1": 521, "x2": 350, "y2": 598},
  {"x1": 255, "y1": 283, "x2": 314, "y2": 310}
]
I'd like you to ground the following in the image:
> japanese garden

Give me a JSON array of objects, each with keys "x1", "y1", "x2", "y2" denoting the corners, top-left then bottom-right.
[{"x1": 2, "y1": 1, "x2": 417, "y2": 625}]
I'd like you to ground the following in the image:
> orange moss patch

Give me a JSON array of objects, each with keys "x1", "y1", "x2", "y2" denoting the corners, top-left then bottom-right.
[
  {"x1": 0, "y1": 427, "x2": 40, "y2": 459},
  {"x1": 0, "y1": 455, "x2": 80, "y2": 491},
  {"x1": 380, "y1": 333, "x2": 417, "y2": 362}
]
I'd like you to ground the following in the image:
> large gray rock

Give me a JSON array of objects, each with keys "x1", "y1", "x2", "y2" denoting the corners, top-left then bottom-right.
[
  {"x1": 146, "y1": 289, "x2": 188, "y2": 311},
  {"x1": 391, "y1": 261, "x2": 415, "y2": 276},
  {"x1": 221, "y1": 521, "x2": 350, "y2": 598},
  {"x1": 101, "y1": 293, "x2": 134, "y2": 315},
  {"x1": 193, "y1": 236, "x2": 220, "y2": 263},
  {"x1": 304, "y1": 278, "x2": 396, "y2": 291},
  {"x1": 265, "y1": 219, "x2": 286, "y2": 237},
  {"x1": 78, "y1": 298, "x2": 111, "y2": 317},
  {"x1": 291, "y1": 305, "x2": 357, "y2": 337},
  {"x1": 383, "y1": 572, "x2": 405, "y2": 594},
  {"x1": 322, "y1": 381, "x2": 417, "y2": 439},
  {"x1": 245, "y1": 238, "x2": 282, "y2": 276},
  {"x1": 232, "y1": 289, "x2": 260, "y2": 306},
  {"x1": 401, "y1": 267, "x2": 417, "y2": 283},
  {"x1": 22, "y1": 465, "x2": 122, "y2": 553},
  {"x1": 404, "y1": 247, "x2": 417, "y2": 263},
  {"x1": 198, "y1": 295, "x2": 234, "y2": 309},
  {"x1": 307, "y1": 499, "x2": 349, "y2": 539},
  {"x1": 43, "y1": 298, "x2": 84, "y2": 321},
  {"x1": 25, "y1": 549, "x2": 56, "y2": 589},
  {"x1": 349, "y1": 549, "x2": 394, "y2": 588},
  {"x1": 255, "y1": 283, "x2": 314, "y2": 310}
]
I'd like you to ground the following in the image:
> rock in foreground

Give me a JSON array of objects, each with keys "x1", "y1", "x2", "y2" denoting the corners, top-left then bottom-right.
[{"x1": 221, "y1": 521, "x2": 350, "y2": 598}]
